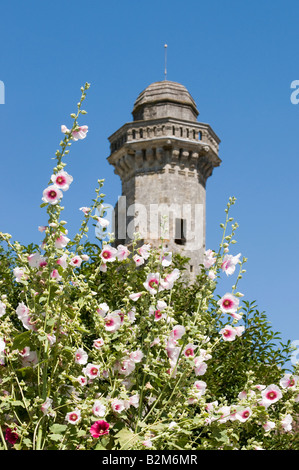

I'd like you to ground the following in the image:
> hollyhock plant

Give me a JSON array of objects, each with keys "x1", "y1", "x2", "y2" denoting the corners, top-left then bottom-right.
[
  {"x1": 279, "y1": 373, "x2": 298, "y2": 389},
  {"x1": 219, "y1": 325, "x2": 238, "y2": 342},
  {"x1": 261, "y1": 385, "x2": 282, "y2": 406},
  {"x1": 71, "y1": 125, "x2": 88, "y2": 141},
  {"x1": 83, "y1": 363, "x2": 101, "y2": 380},
  {"x1": 235, "y1": 407, "x2": 252, "y2": 422},
  {"x1": 65, "y1": 409, "x2": 81, "y2": 425},
  {"x1": 104, "y1": 312, "x2": 121, "y2": 332},
  {"x1": 5, "y1": 428, "x2": 19, "y2": 445},
  {"x1": 97, "y1": 302, "x2": 109, "y2": 317},
  {"x1": 54, "y1": 234, "x2": 70, "y2": 249},
  {"x1": 57, "y1": 253, "x2": 68, "y2": 269},
  {"x1": 137, "y1": 243, "x2": 151, "y2": 259},
  {"x1": 0, "y1": 84, "x2": 297, "y2": 452},
  {"x1": 92, "y1": 401, "x2": 106, "y2": 417},
  {"x1": 116, "y1": 244, "x2": 130, "y2": 261},
  {"x1": 133, "y1": 254, "x2": 145, "y2": 266},
  {"x1": 42, "y1": 185, "x2": 63, "y2": 205},
  {"x1": 217, "y1": 293, "x2": 240, "y2": 314},
  {"x1": 75, "y1": 348, "x2": 88, "y2": 365},
  {"x1": 143, "y1": 272, "x2": 163, "y2": 295},
  {"x1": 90, "y1": 420, "x2": 110, "y2": 438},
  {"x1": 69, "y1": 255, "x2": 82, "y2": 268},
  {"x1": 51, "y1": 170, "x2": 73, "y2": 191},
  {"x1": 100, "y1": 245, "x2": 118, "y2": 263},
  {"x1": 221, "y1": 252, "x2": 241, "y2": 276},
  {"x1": 203, "y1": 249, "x2": 216, "y2": 269}
]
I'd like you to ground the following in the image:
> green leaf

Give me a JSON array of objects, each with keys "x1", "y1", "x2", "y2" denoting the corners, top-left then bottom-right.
[
  {"x1": 49, "y1": 424, "x2": 67, "y2": 434},
  {"x1": 114, "y1": 428, "x2": 140, "y2": 450},
  {"x1": 13, "y1": 331, "x2": 31, "y2": 350}
]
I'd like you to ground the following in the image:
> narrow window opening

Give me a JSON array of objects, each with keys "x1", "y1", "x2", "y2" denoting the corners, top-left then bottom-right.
[{"x1": 174, "y1": 218, "x2": 186, "y2": 245}]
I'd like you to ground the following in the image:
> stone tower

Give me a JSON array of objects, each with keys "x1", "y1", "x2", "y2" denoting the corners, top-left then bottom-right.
[{"x1": 107, "y1": 80, "x2": 221, "y2": 278}]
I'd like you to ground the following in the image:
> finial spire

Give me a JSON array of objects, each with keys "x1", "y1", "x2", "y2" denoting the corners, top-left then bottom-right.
[{"x1": 164, "y1": 44, "x2": 168, "y2": 81}]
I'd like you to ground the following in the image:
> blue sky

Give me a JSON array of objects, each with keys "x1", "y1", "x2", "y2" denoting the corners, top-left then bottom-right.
[{"x1": 0, "y1": 0, "x2": 298, "y2": 354}]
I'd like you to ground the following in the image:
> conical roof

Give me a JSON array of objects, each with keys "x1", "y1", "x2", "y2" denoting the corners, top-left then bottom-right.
[{"x1": 132, "y1": 81, "x2": 199, "y2": 122}]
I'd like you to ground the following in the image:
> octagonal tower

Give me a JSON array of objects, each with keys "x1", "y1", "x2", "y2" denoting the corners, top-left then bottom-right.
[{"x1": 107, "y1": 80, "x2": 221, "y2": 278}]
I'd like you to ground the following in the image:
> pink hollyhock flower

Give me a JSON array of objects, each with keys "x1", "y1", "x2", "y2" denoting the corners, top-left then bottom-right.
[
  {"x1": 97, "y1": 302, "x2": 109, "y2": 317},
  {"x1": 61, "y1": 124, "x2": 70, "y2": 134},
  {"x1": 162, "y1": 268, "x2": 180, "y2": 290},
  {"x1": 208, "y1": 270, "x2": 216, "y2": 280},
  {"x1": 51, "y1": 269, "x2": 62, "y2": 281},
  {"x1": 206, "y1": 401, "x2": 218, "y2": 413},
  {"x1": 217, "y1": 293, "x2": 239, "y2": 314},
  {"x1": 100, "y1": 245, "x2": 118, "y2": 263},
  {"x1": 170, "y1": 325, "x2": 186, "y2": 340},
  {"x1": 217, "y1": 405, "x2": 232, "y2": 424},
  {"x1": 92, "y1": 400, "x2": 106, "y2": 417},
  {"x1": 77, "y1": 375, "x2": 87, "y2": 386},
  {"x1": 279, "y1": 373, "x2": 298, "y2": 389},
  {"x1": 111, "y1": 398, "x2": 126, "y2": 413},
  {"x1": 75, "y1": 348, "x2": 88, "y2": 365},
  {"x1": 161, "y1": 250, "x2": 172, "y2": 267},
  {"x1": 133, "y1": 254, "x2": 145, "y2": 266},
  {"x1": 0, "y1": 301, "x2": 6, "y2": 317},
  {"x1": 38, "y1": 225, "x2": 47, "y2": 232},
  {"x1": 5, "y1": 427, "x2": 19, "y2": 445},
  {"x1": 234, "y1": 325, "x2": 245, "y2": 337},
  {"x1": 13, "y1": 267, "x2": 27, "y2": 283},
  {"x1": 129, "y1": 292, "x2": 143, "y2": 301},
  {"x1": 130, "y1": 349, "x2": 144, "y2": 363},
  {"x1": 219, "y1": 325, "x2": 238, "y2": 342},
  {"x1": 47, "y1": 334, "x2": 56, "y2": 346},
  {"x1": 127, "y1": 308, "x2": 136, "y2": 323},
  {"x1": 21, "y1": 349, "x2": 38, "y2": 367},
  {"x1": 69, "y1": 255, "x2": 82, "y2": 268},
  {"x1": 57, "y1": 253, "x2": 68, "y2": 269},
  {"x1": 79, "y1": 206, "x2": 91, "y2": 215},
  {"x1": 142, "y1": 439, "x2": 153, "y2": 448},
  {"x1": 143, "y1": 273, "x2": 163, "y2": 295},
  {"x1": 93, "y1": 338, "x2": 104, "y2": 349},
  {"x1": 66, "y1": 409, "x2": 81, "y2": 424},
  {"x1": 194, "y1": 380, "x2": 207, "y2": 397},
  {"x1": 137, "y1": 243, "x2": 151, "y2": 259},
  {"x1": 51, "y1": 170, "x2": 73, "y2": 191},
  {"x1": 183, "y1": 343, "x2": 197, "y2": 358},
  {"x1": 28, "y1": 252, "x2": 42, "y2": 268},
  {"x1": 83, "y1": 363, "x2": 101, "y2": 380},
  {"x1": 16, "y1": 302, "x2": 34, "y2": 330},
  {"x1": 281, "y1": 414, "x2": 293, "y2": 432},
  {"x1": 261, "y1": 384, "x2": 282, "y2": 406},
  {"x1": 203, "y1": 249, "x2": 216, "y2": 269},
  {"x1": 129, "y1": 394, "x2": 140, "y2": 408},
  {"x1": 72, "y1": 125, "x2": 88, "y2": 141},
  {"x1": 90, "y1": 420, "x2": 110, "y2": 438},
  {"x1": 96, "y1": 216, "x2": 110, "y2": 228},
  {"x1": 41, "y1": 397, "x2": 54, "y2": 416},
  {"x1": 221, "y1": 253, "x2": 241, "y2": 276},
  {"x1": 99, "y1": 263, "x2": 107, "y2": 272},
  {"x1": 54, "y1": 234, "x2": 70, "y2": 249},
  {"x1": 116, "y1": 244, "x2": 130, "y2": 261},
  {"x1": 235, "y1": 407, "x2": 252, "y2": 422},
  {"x1": 104, "y1": 312, "x2": 121, "y2": 332},
  {"x1": 262, "y1": 421, "x2": 276, "y2": 432},
  {"x1": 42, "y1": 185, "x2": 63, "y2": 205},
  {"x1": 116, "y1": 358, "x2": 136, "y2": 376},
  {"x1": 194, "y1": 359, "x2": 208, "y2": 376}
]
